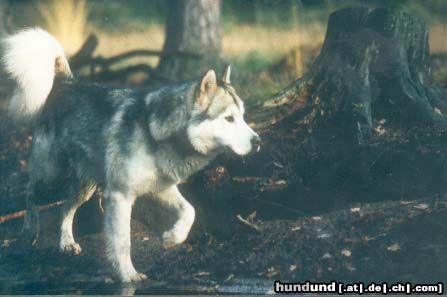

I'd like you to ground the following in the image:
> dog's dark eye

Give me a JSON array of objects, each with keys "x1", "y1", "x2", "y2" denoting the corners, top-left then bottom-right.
[{"x1": 225, "y1": 116, "x2": 235, "y2": 123}]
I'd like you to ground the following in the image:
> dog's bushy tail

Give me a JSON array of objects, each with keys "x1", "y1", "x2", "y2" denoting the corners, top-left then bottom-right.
[{"x1": 2, "y1": 28, "x2": 72, "y2": 120}]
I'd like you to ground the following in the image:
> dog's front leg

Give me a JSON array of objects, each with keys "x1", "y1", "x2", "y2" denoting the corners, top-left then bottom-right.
[
  {"x1": 104, "y1": 190, "x2": 147, "y2": 282},
  {"x1": 155, "y1": 185, "x2": 196, "y2": 248}
]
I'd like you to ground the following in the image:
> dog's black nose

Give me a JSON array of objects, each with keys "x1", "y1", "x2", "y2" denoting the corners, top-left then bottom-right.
[{"x1": 251, "y1": 135, "x2": 261, "y2": 152}]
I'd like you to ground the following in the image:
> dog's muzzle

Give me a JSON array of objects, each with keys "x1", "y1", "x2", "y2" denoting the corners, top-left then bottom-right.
[{"x1": 251, "y1": 135, "x2": 261, "y2": 152}]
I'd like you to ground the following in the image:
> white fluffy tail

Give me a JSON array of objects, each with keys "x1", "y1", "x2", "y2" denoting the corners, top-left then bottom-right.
[{"x1": 2, "y1": 28, "x2": 72, "y2": 119}]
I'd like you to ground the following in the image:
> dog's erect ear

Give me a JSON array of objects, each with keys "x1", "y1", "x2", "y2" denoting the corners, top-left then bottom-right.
[
  {"x1": 222, "y1": 65, "x2": 231, "y2": 84},
  {"x1": 197, "y1": 69, "x2": 217, "y2": 109},
  {"x1": 200, "y1": 69, "x2": 217, "y2": 93}
]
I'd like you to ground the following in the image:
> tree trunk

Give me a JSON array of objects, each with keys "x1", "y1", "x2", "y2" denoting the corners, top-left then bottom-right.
[
  {"x1": 0, "y1": 0, "x2": 11, "y2": 37},
  {"x1": 157, "y1": 0, "x2": 222, "y2": 80},
  {"x1": 0, "y1": 0, "x2": 12, "y2": 101}
]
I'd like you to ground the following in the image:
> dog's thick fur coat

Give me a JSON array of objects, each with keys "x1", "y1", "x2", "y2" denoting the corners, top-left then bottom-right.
[{"x1": 2, "y1": 28, "x2": 260, "y2": 282}]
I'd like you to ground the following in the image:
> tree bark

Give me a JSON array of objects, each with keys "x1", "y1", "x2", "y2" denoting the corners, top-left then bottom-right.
[
  {"x1": 253, "y1": 7, "x2": 447, "y2": 137},
  {"x1": 157, "y1": 0, "x2": 222, "y2": 80},
  {"x1": 0, "y1": 0, "x2": 11, "y2": 37}
]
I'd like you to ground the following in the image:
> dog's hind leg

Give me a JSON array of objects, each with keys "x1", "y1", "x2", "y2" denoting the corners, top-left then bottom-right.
[
  {"x1": 22, "y1": 185, "x2": 41, "y2": 246},
  {"x1": 22, "y1": 130, "x2": 56, "y2": 245},
  {"x1": 155, "y1": 186, "x2": 195, "y2": 249},
  {"x1": 59, "y1": 181, "x2": 96, "y2": 255}
]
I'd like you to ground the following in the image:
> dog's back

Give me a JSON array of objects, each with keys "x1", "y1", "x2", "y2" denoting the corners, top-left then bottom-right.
[{"x1": 39, "y1": 79, "x2": 113, "y2": 182}]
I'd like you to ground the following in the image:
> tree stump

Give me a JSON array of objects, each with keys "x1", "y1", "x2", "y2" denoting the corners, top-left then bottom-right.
[
  {"x1": 255, "y1": 7, "x2": 447, "y2": 137},
  {"x1": 135, "y1": 8, "x2": 447, "y2": 238},
  {"x1": 178, "y1": 7, "x2": 447, "y2": 235}
]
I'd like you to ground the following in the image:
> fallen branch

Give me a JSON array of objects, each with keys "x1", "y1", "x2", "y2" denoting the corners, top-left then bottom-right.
[
  {"x1": 0, "y1": 201, "x2": 64, "y2": 224},
  {"x1": 89, "y1": 63, "x2": 175, "y2": 83},
  {"x1": 91, "y1": 64, "x2": 152, "y2": 81},
  {"x1": 70, "y1": 34, "x2": 99, "y2": 70},
  {"x1": 246, "y1": 78, "x2": 311, "y2": 131},
  {"x1": 232, "y1": 176, "x2": 288, "y2": 191},
  {"x1": 93, "y1": 49, "x2": 201, "y2": 67},
  {"x1": 236, "y1": 214, "x2": 261, "y2": 232},
  {"x1": 73, "y1": 49, "x2": 202, "y2": 73}
]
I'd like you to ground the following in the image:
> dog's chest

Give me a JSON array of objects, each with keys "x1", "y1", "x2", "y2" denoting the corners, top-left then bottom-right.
[
  {"x1": 125, "y1": 146, "x2": 159, "y2": 195},
  {"x1": 121, "y1": 139, "x2": 213, "y2": 196}
]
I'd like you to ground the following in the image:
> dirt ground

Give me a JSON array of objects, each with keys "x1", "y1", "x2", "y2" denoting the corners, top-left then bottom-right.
[
  {"x1": 1, "y1": 121, "x2": 447, "y2": 294},
  {"x1": 1, "y1": 193, "x2": 447, "y2": 294},
  {"x1": 1, "y1": 54, "x2": 447, "y2": 295}
]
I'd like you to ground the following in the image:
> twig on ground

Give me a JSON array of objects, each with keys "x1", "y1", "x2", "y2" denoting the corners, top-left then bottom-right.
[
  {"x1": 0, "y1": 201, "x2": 64, "y2": 224},
  {"x1": 236, "y1": 214, "x2": 261, "y2": 232}
]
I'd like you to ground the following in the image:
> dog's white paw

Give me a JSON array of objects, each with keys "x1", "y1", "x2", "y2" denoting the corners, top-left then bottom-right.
[
  {"x1": 162, "y1": 229, "x2": 187, "y2": 249},
  {"x1": 59, "y1": 242, "x2": 82, "y2": 255},
  {"x1": 120, "y1": 271, "x2": 147, "y2": 283}
]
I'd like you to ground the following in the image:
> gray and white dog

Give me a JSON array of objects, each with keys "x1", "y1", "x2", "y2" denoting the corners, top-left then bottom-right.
[{"x1": 2, "y1": 28, "x2": 260, "y2": 282}]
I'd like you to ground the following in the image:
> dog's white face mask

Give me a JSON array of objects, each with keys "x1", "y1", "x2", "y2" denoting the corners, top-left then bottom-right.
[{"x1": 187, "y1": 66, "x2": 261, "y2": 156}]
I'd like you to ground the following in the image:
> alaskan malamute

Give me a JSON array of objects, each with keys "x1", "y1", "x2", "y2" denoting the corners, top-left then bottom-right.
[{"x1": 2, "y1": 28, "x2": 260, "y2": 282}]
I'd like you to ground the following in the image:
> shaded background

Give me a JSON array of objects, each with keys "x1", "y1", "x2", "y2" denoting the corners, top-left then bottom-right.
[
  {"x1": 3, "y1": 0, "x2": 447, "y2": 96},
  {"x1": 1, "y1": 0, "x2": 447, "y2": 294}
]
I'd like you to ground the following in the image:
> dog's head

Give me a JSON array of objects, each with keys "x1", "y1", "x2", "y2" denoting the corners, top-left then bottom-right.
[{"x1": 187, "y1": 66, "x2": 261, "y2": 156}]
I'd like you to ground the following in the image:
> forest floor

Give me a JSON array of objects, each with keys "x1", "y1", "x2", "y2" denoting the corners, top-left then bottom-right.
[
  {"x1": 1, "y1": 193, "x2": 447, "y2": 294},
  {"x1": 1, "y1": 106, "x2": 447, "y2": 294},
  {"x1": 1, "y1": 50, "x2": 447, "y2": 295}
]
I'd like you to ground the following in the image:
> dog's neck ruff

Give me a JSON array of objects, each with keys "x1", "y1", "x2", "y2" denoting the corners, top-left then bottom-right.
[
  {"x1": 166, "y1": 133, "x2": 219, "y2": 180},
  {"x1": 157, "y1": 142, "x2": 218, "y2": 184}
]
